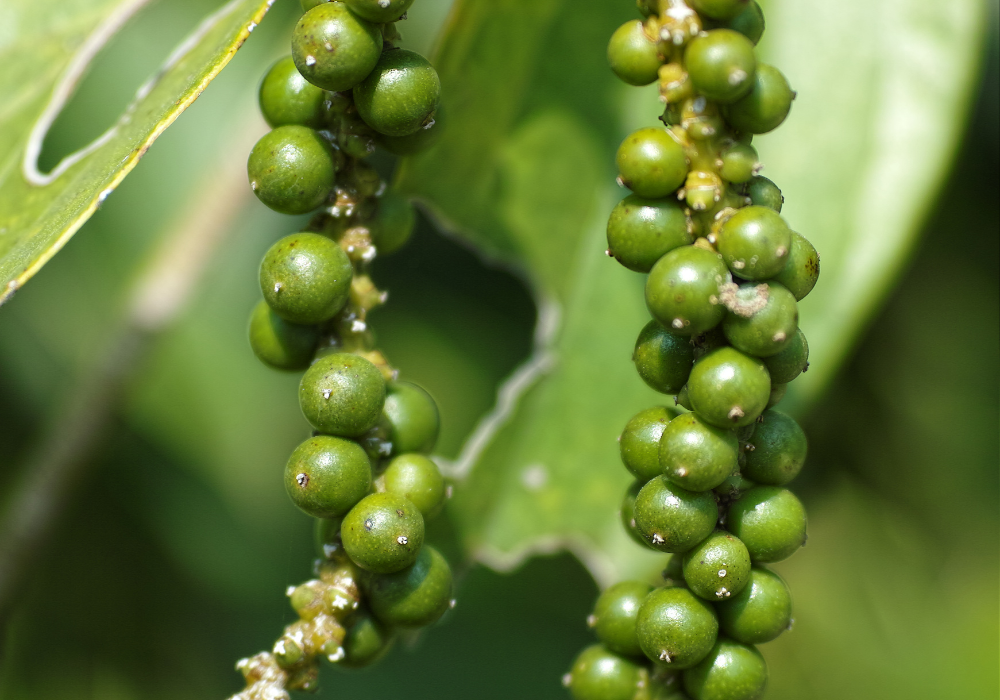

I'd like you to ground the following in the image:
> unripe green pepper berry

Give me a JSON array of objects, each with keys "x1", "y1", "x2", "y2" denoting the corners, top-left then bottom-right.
[
  {"x1": 725, "y1": 63, "x2": 794, "y2": 135},
  {"x1": 662, "y1": 553, "x2": 686, "y2": 588},
  {"x1": 687, "y1": 347, "x2": 771, "y2": 428},
  {"x1": 621, "y1": 480, "x2": 652, "y2": 548},
  {"x1": 659, "y1": 412, "x2": 739, "y2": 492},
  {"x1": 299, "y1": 352, "x2": 386, "y2": 437},
  {"x1": 340, "y1": 610, "x2": 395, "y2": 667},
  {"x1": 354, "y1": 49, "x2": 441, "y2": 137},
  {"x1": 761, "y1": 328, "x2": 808, "y2": 384},
  {"x1": 248, "y1": 299, "x2": 319, "y2": 371},
  {"x1": 745, "y1": 175, "x2": 782, "y2": 212},
  {"x1": 378, "y1": 453, "x2": 446, "y2": 518},
  {"x1": 719, "y1": 142, "x2": 758, "y2": 184},
  {"x1": 645, "y1": 246, "x2": 729, "y2": 336},
  {"x1": 382, "y1": 381, "x2": 440, "y2": 454},
  {"x1": 727, "y1": 486, "x2": 806, "y2": 563},
  {"x1": 248, "y1": 126, "x2": 337, "y2": 215},
  {"x1": 370, "y1": 189, "x2": 416, "y2": 255},
  {"x1": 607, "y1": 195, "x2": 694, "y2": 273},
  {"x1": 691, "y1": 0, "x2": 750, "y2": 21},
  {"x1": 341, "y1": 492, "x2": 424, "y2": 573},
  {"x1": 565, "y1": 645, "x2": 647, "y2": 700},
  {"x1": 716, "y1": 566, "x2": 791, "y2": 644},
  {"x1": 285, "y1": 435, "x2": 372, "y2": 518},
  {"x1": 259, "y1": 56, "x2": 327, "y2": 128},
  {"x1": 260, "y1": 232, "x2": 353, "y2": 324},
  {"x1": 620, "y1": 406, "x2": 679, "y2": 483},
  {"x1": 717, "y1": 206, "x2": 792, "y2": 280},
  {"x1": 684, "y1": 30, "x2": 756, "y2": 104},
  {"x1": 713, "y1": 473, "x2": 755, "y2": 500},
  {"x1": 314, "y1": 515, "x2": 344, "y2": 558},
  {"x1": 742, "y1": 409, "x2": 807, "y2": 485},
  {"x1": 301, "y1": 0, "x2": 330, "y2": 10},
  {"x1": 591, "y1": 581, "x2": 653, "y2": 657},
  {"x1": 722, "y1": 282, "x2": 798, "y2": 358},
  {"x1": 636, "y1": 586, "x2": 719, "y2": 669},
  {"x1": 682, "y1": 530, "x2": 751, "y2": 602},
  {"x1": 726, "y1": 1, "x2": 765, "y2": 44},
  {"x1": 343, "y1": 0, "x2": 413, "y2": 23},
  {"x1": 607, "y1": 20, "x2": 662, "y2": 86},
  {"x1": 765, "y1": 382, "x2": 786, "y2": 408},
  {"x1": 634, "y1": 477, "x2": 718, "y2": 553},
  {"x1": 683, "y1": 638, "x2": 767, "y2": 700},
  {"x1": 770, "y1": 231, "x2": 819, "y2": 301},
  {"x1": 633, "y1": 321, "x2": 696, "y2": 394},
  {"x1": 292, "y1": 2, "x2": 382, "y2": 92},
  {"x1": 366, "y1": 545, "x2": 452, "y2": 627},
  {"x1": 616, "y1": 128, "x2": 688, "y2": 198}
]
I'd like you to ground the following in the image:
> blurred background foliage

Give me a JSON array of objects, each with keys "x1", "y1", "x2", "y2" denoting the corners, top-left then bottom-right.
[{"x1": 0, "y1": 1, "x2": 996, "y2": 699}]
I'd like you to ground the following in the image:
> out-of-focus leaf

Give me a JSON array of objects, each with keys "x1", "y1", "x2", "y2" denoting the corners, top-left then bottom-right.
[
  {"x1": 0, "y1": 0, "x2": 275, "y2": 305},
  {"x1": 397, "y1": 0, "x2": 988, "y2": 584}
]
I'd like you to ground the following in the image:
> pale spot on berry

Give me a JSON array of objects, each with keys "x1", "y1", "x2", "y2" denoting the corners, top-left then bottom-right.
[{"x1": 296, "y1": 472, "x2": 309, "y2": 487}]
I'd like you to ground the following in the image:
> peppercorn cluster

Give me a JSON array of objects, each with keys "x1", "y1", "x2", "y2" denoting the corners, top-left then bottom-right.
[
  {"x1": 229, "y1": 2, "x2": 451, "y2": 698},
  {"x1": 564, "y1": 2, "x2": 819, "y2": 699}
]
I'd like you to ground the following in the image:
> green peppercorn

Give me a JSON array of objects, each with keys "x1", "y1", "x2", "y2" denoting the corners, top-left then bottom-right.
[
  {"x1": 260, "y1": 232, "x2": 353, "y2": 324},
  {"x1": 258, "y1": 56, "x2": 328, "y2": 128},
  {"x1": 659, "y1": 412, "x2": 739, "y2": 492},
  {"x1": 742, "y1": 409, "x2": 807, "y2": 485},
  {"x1": 725, "y1": 63, "x2": 794, "y2": 135},
  {"x1": 616, "y1": 128, "x2": 689, "y2": 198},
  {"x1": 565, "y1": 645, "x2": 647, "y2": 700},
  {"x1": 719, "y1": 142, "x2": 758, "y2": 184},
  {"x1": 607, "y1": 195, "x2": 694, "y2": 273},
  {"x1": 717, "y1": 206, "x2": 792, "y2": 281},
  {"x1": 354, "y1": 49, "x2": 441, "y2": 137},
  {"x1": 248, "y1": 126, "x2": 337, "y2": 215},
  {"x1": 340, "y1": 610, "x2": 396, "y2": 667},
  {"x1": 247, "y1": 300, "x2": 319, "y2": 371},
  {"x1": 591, "y1": 580, "x2": 653, "y2": 657},
  {"x1": 726, "y1": 1, "x2": 765, "y2": 44},
  {"x1": 634, "y1": 477, "x2": 718, "y2": 553},
  {"x1": 662, "y1": 553, "x2": 686, "y2": 587},
  {"x1": 761, "y1": 328, "x2": 808, "y2": 384},
  {"x1": 370, "y1": 189, "x2": 417, "y2": 255},
  {"x1": 716, "y1": 567, "x2": 791, "y2": 645},
  {"x1": 727, "y1": 486, "x2": 806, "y2": 563},
  {"x1": 645, "y1": 246, "x2": 729, "y2": 336},
  {"x1": 633, "y1": 321, "x2": 696, "y2": 394},
  {"x1": 770, "y1": 231, "x2": 819, "y2": 301},
  {"x1": 687, "y1": 347, "x2": 771, "y2": 428},
  {"x1": 621, "y1": 480, "x2": 652, "y2": 548},
  {"x1": 379, "y1": 453, "x2": 446, "y2": 518},
  {"x1": 285, "y1": 435, "x2": 372, "y2": 518},
  {"x1": 607, "y1": 20, "x2": 662, "y2": 86},
  {"x1": 745, "y1": 175, "x2": 782, "y2": 212},
  {"x1": 366, "y1": 545, "x2": 452, "y2": 627},
  {"x1": 765, "y1": 382, "x2": 786, "y2": 408},
  {"x1": 691, "y1": 0, "x2": 750, "y2": 21},
  {"x1": 682, "y1": 530, "x2": 751, "y2": 602},
  {"x1": 299, "y1": 352, "x2": 386, "y2": 437},
  {"x1": 636, "y1": 586, "x2": 719, "y2": 669},
  {"x1": 722, "y1": 282, "x2": 798, "y2": 358},
  {"x1": 684, "y1": 638, "x2": 767, "y2": 700},
  {"x1": 620, "y1": 406, "x2": 679, "y2": 483},
  {"x1": 684, "y1": 30, "x2": 756, "y2": 104},
  {"x1": 343, "y1": 0, "x2": 413, "y2": 23},
  {"x1": 341, "y1": 492, "x2": 424, "y2": 573},
  {"x1": 292, "y1": 2, "x2": 382, "y2": 92},
  {"x1": 712, "y1": 473, "x2": 755, "y2": 500},
  {"x1": 381, "y1": 381, "x2": 440, "y2": 455},
  {"x1": 314, "y1": 515, "x2": 343, "y2": 558}
]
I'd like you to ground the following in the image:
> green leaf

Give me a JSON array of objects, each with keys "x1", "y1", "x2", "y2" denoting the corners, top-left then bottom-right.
[
  {"x1": 398, "y1": 0, "x2": 988, "y2": 584},
  {"x1": 0, "y1": 0, "x2": 275, "y2": 305}
]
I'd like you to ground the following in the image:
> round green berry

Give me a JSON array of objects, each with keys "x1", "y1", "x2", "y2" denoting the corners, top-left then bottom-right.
[
  {"x1": 770, "y1": 231, "x2": 819, "y2": 301},
  {"x1": 662, "y1": 553, "x2": 686, "y2": 587},
  {"x1": 742, "y1": 409, "x2": 807, "y2": 485},
  {"x1": 366, "y1": 545, "x2": 452, "y2": 627},
  {"x1": 379, "y1": 453, "x2": 446, "y2": 518},
  {"x1": 687, "y1": 347, "x2": 771, "y2": 428},
  {"x1": 636, "y1": 586, "x2": 719, "y2": 669},
  {"x1": 719, "y1": 143, "x2": 758, "y2": 184},
  {"x1": 683, "y1": 638, "x2": 767, "y2": 700},
  {"x1": 684, "y1": 30, "x2": 756, "y2": 104},
  {"x1": 291, "y1": 2, "x2": 382, "y2": 92},
  {"x1": 766, "y1": 383, "x2": 786, "y2": 409},
  {"x1": 691, "y1": 0, "x2": 750, "y2": 20},
  {"x1": 258, "y1": 56, "x2": 327, "y2": 128},
  {"x1": 645, "y1": 246, "x2": 729, "y2": 336},
  {"x1": 565, "y1": 645, "x2": 646, "y2": 700},
  {"x1": 634, "y1": 477, "x2": 718, "y2": 553},
  {"x1": 717, "y1": 206, "x2": 792, "y2": 281},
  {"x1": 725, "y1": 64, "x2": 794, "y2": 135},
  {"x1": 745, "y1": 176, "x2": 782, "y2": 212},
  {"x1": 713, "y1": 473, "x2": 755, "y2": 500},
  {"x1": 620, "y1": 406, "x2": 679, "y2": 483},
  {"x1": 354, "y1": 49, "x2": 441, "y2": 137},
  {"x1": 342, "y1": 492, "x2": 424, "y2": 573},
  {"x1": 716, "y1": 567, "x2": 791, "y2": 645},
  {"x1": 633, "y1": 321, "x2": 696, "y2": 394},
  {"x1": 607, "y1": 20, "x2": 662, "y2": 86},
  {"x1": 248, "y1": 126, "x2": 336, "y2": 215},
  {"x1": 762, "y1": 328, "x2": 808, "y2": 384},
  {"x1": 616, "y1": 128, "x2": 688, "y2": 198},
  {"x1": 340, "y1": 611, "x2": 395, "y2": 667},
  {"x1": 343, "y1": 0, "x2": 413, "y2": 23},
  {"x1": 299, "y1": 352, "x2": 386, "y2": 437},
  {"x1": 314, "y1": 515, "x2": 343, "y2": 557},
  {"x1": 592, "y1": 580, "x2": 653, "y2": 657},
  {"x1": 260, "y1": 232, "x2": 352, "y2": 324},
  {"x1": 621, "y1": 481, "x2": 652, "y2": 548},
  {"x1": 377, "y1": 104, "x2": 444, "y2": 155},
  {"x1": 285, "y1": 435, "x2": 372, "y2": 518},
  {"x1": 248, "y1": 299, "x2": 319, "y2": 371},
  {"x1": 659, "y1": 412, "x2": 739, "y2": 492},
  {"x1": 370, "y1": 189, "x2": 416, "y2": 255},
  {"x1": 607, "y1": 195, "x2": 694, "y2": 273},
  {"x1": 722, "y1": 282, "x2": 798, "y2": 358},
  {"x1": 727, "y1": 1, "x2": 765, "y2": 44},
  {"x1": 382, "y1": 381, "x2": 440, "y2": 455},
  {"x1": 681, "y1": 530, "x2": 751, "y2": 602},
  {"x1": 727, "y1": 486, "x2": 806, "y2": 563}
]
